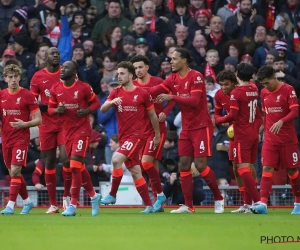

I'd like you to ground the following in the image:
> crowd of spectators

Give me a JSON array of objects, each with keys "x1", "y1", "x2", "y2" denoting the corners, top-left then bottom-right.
[{"x1": 0, "y1": 0, "x2": 300, "y2": 206}]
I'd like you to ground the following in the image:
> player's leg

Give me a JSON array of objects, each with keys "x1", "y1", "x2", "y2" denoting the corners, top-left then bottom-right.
[
  {"x1": 127, "y1": 164, "x2": 154, "y2": 213},
  {"x1": 59, "y1": 142, "x2": 71, "y2": 211},
  {"x1": 284, "y1": 145, "x2": 300, "y2": 214},
  {"x1": 101, "y1": 152, "x2": 127, "y2": 205}
]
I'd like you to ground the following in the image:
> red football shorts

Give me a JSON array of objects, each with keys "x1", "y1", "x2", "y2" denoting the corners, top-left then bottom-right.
[
  {"x1": 228, "y1": 140, "x2": 234, "y2": 161},
  {"x1": 117, "y1": 137, "x2": 145, "y2": 168},
  {"x1": 178, "y1": 127, "x2": 213, "y2": 158},
  {"x1": 3, "y1": 143, "x2": 28, "y2": 168},
  {"x1": 39, "y1": 130, "x2": 64, "y2": 151},
  {"x1": 262, "y1": 141, "x2": 299, "y2": 170},
  {"x1": 65, "y1": 136, "x2": 89, "y2": 158},
  {"x1": 232, "y1": 139, "x2": 258, "y2": 164},
  {"x1": 142, "y1": 133, "x2": 166, "y2": 160}
]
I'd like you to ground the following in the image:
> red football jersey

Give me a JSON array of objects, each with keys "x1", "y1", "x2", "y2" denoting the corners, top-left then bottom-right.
[
  {"x1": 49, "y1": 80, "x2": 96, "y2": 140},
  {"x1": 229, "y1": 85, "x2": 261, "y2": 141},
  {"x1": 30, "y1": 68, "x2": 62, "y2": 133},
  {"x1": 161, "y1": 69, "x2": 212, "y2": 130},
  {"x1": 107, "y1": 86, "x2": 154, "y2": 142},
  {"x1": 261, "y1": 83, "x2": 299, "y2": 145},
  {"x1": 214, "y1": 89, "x2": 231, "y2": 114},
  {"x1": 133, "y1": 76, "x2": 166, "y2": 135},
  {"x1": 0, "y1": 88, "x2": 39, "y2": 146}
]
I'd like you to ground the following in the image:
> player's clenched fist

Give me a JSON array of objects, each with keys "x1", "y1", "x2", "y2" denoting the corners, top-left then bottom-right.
[
  {"x1": 153, "y1": 135, "x2": 161, "y2": 148},
  {"x1": 55, "y1": 102, "x2": 65, "y2": 114},
  {"x1": 156, "y1": 94, "x2": 173, "y2": 103},
  {"x1": 77, "y1": 107, "x2": 90, "y2": 117},
  {"x1": 110, "y1": 97, "x2": 122, "y2": 105}
]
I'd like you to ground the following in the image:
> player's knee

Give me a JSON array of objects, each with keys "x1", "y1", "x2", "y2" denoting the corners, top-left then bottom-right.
[
  {"x1": 10, "y1": 166, "x2": 22, "y2": 176},
  {"x1": 287, "y1": 168, "x2": 297, "y2": 175},
  {"x1": 263, "y1": 166, "x2": 273, "y2": 172}
]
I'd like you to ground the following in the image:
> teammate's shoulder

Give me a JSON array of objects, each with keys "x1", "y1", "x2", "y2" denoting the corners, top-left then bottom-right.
[
  {"x1": 282, "y1": 82, "x2": 295, "y2": 91},
  {"x1": 214, "y1": 88, "x2": 223, "y2": 97},
  {"x1": 150, "y1": 76, "x2": 164, "y2": 83},
  {"x1": 32, "y1": 68, "x2": 47, "y2": 78}
]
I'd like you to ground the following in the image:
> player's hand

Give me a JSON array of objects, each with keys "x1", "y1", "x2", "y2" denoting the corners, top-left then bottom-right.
[
  {"x1": 110, "y1": 97, "x2": 122, "y2": 105},
  {"x1": 170, "y1": 173, "x2": 177, "y2": 185},
  {"x1": 156, "y1": 94, "x2": 173, "y2": 103},
  {"x1": 270, "y1": 120, "x2": 283, "y2": 134},
  {"x1": 35, "y1": 183, "x2": 44, "y2": 190},
  {"x1": 77, "y1": 107, "x2": 90, "y2": 117},
  {"x1": 158, "y1": 112, "x2": 166, "y2": 122},
  {"x1": 55, "y1": 102, "x2": 65, "y2": 114},
  {"x1": 10, "y1": 118, "x2": 27, "y2": 129},
  {"x1": 153, "y1": 135, "x2": 161, "y2": 148}
]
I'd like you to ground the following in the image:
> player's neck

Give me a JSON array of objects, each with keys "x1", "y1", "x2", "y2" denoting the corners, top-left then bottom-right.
[
  {"x1": 177, "y1": 66, "x2": 190, "y2": 78},
  {"x1": 8, "y1": 86, "x2": 20, "y2": 94},
  {"x1": 47, "y1": 64, "x2": 60, "y2": 73},
  {"x1": 122, "y1": 81, "x2": 136, "y2": 91},
  {"x1": 63, "y1": 77, "x2": 75, "y2": 87},
  {"x1": 138, "y1": 74, "x2": 150, "y2": 84},
  {"x1": 238, "y1": 80, "x2": 250, "y2": 86}
]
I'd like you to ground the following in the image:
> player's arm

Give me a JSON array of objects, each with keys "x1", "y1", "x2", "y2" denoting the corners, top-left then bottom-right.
[
  {"x1": 159, "y1": 100, "x2": 175, "y2": 122},
  {"x1": 147, "y1": 107, "x2": 161, "y2": 147},
  {"x1": 214, "y1": 95, "x2": 225, "y2": 121},
  {"x1": 77, "y1": 91, "x2": 100, "y2": 117},
  {"x1": 148, "y1": 77, "x2": 172, "y2": 96},
  {"x1": 254, "y1": 105, "x2": 263, "y2": 133},
  {"x1": 215, "y1": 107, "x2": 238, "y2": 124},
  {"x1": 100, "y1": 89, "x2": 120, "y2": 113}
]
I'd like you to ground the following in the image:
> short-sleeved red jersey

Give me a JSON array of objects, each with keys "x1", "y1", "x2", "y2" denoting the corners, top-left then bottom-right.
[
  {"x1": 214, "y1": 89, "x2": 231, "y2": 114},
  {"x1": 107, "y1": 86, "x2": 154, "y2": 142},
  {"x1": 49, "y1": 80, "x2": 96, "y2": 140},
  {"x1": 133, "y1": 76, "x2": 166, "y2": 135},
  {"x1": 229, "y1": 85, "x2": 261, "y2": 142},
  {"x1": 161, "y1": 69, "x2": 212, "y2": 130},
  {"x1": 30, "y1": 68, "x2": 62, "y2": 133},
  {"x1": 0, "y1": 88, "x2": 39, "y2": 146},
  {"x1": 261, "y1": 83, "x2": 299, "y2": 145}
]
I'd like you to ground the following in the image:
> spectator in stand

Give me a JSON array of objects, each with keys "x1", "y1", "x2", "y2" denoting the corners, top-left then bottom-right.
[
  {"x1": 190, "y1": 9, "x2": 211, "y2": 38},
  {"x1": 142, "y1": 0, "x2": 170, "y2": 38},
  {"x1": 265, "y1": 48, "x2": 279, "y2": 66},
  {"x1": 99, "y1": 25, "x2": 123, "y2": 55},
  {"x1": 98, "y1": 51, "x2": 117, "y2": 83},
  {"x1": 188, "y1": 0, "x2": 206, "y2": 18},
  {"x1": 0, "y1": 48, "x2": 16, "y2": 83},
  {"x1": 0, "y1": 0, "x2": 19, "y2": 36},
  {"x1": 127, "y1": 38, "x2": 160, "y2": 76},
  {"x1": 272, "y1": 12, "x2": 294, "y2": 43},
  {"x1": 189, "y1": 34, "x2": 207, "y2": 66},
  {"x1": 217, "y1": 0, "x2": 240, "y2": 25},
  {"x1": 162, "y1": 33, "x2": 177, "y2": 49},
  {"x1": 44, "y1": 12, "x2": 60, "y2": 47},
  {"x1": 83, "y1": 38, "x2": 97, "y2": 58},
  {"x1": 128, "y1": 17, "x2": 162, "y2": 53},
  {"x1": 117, "y1": 35, "x2": 135, "y2": 62},
  {"x1": 225, "y1": 0, "x2": 265, "y2": 40},
  {"x1": 253, "y1": 0, "x2": 280, "y2": 30},
  {"x1": 240, "y1": 54, "x2": 253, "y2": 66},
  {"x1": 280, "y1": 0, "x2": 300, "y2": 27},
  {"x1": 206, "y1": 15, "x2": 229, "y2": 61},
  {"x1": 205, "y1": 75, "x2": 219, "y2": 98},
  {"x1": 27, "y1": 0, "x2": 58, "y2": 25},
  {"x1": 125, "y1": 0, "x2": 143, "y2": 22},
  {"x1": 71, "y1": 10, "x2": 92, "y2": 39},
  {"x1": 274, "y1": 39, "x2": 295, "y2": 73},
  {"x1": 27, "y1": 43, "x2": 49, "y2": 81},
  {"x1": 253, "y1": 30, "x2": 277, "y2": 68},
  {"x1": 201, "y1": 49, "x2": 223, "y2": 82},
  {"x1": 85, "y1": 5, "x2": 99, "y2": 29},
  {"x1": 222, "y1": 40, "x2": 246, "y2": 62},
  {"x1": 91, "y1": 0, "x2": 132, "y2": 42},
  {"x1": 74, "y1": 0, "x2": 92, "y2": 14},
  {"x1": 168, "y1": 0, "x2": 195, "y2": 34},
  {"x1": 153, "y1": 0, "x2": 172, "y2": 19},
  {"x1": 174, "y1": 24, "x2": 190, "y2": 49},
  {"x1": 64, "y1": 3, "x2": 79, "y2": 21},
  {"x1": 157, "y1": 57, "x2": 172, "y2": 80},
  {"x1": 224, "y1": 56, "x2": 238, "y2": 72}
]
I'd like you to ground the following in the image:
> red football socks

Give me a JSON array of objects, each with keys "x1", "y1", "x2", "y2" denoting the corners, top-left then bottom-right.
[
  {"x1": 70, "y1": 160, "x2": 82, "y2": 206},
  {"x1": 9, "y1": 176, "x2": 21, "y2": 202},
  {"x1": 134, "y1": 177, "x2": 152, "y2": 206},
  {"x1": 180, "y1": 170, "x2": 194, "y2": 208},
  {"x1": 142, "y1": 162, "x2": 163, "y2": 194},
  {"x1": 259, "y1": 171, "x2": 273, "y2": 204},
  {"x1": 19, "y1": 175, "x2": 29, "y2": 200},
  {"x1": 110, "y1": 168, "x2": 123, "y2": 197},
  {"x1": 45, "y1": 168, "x2": 57, "y2": 206},
  {"x1": 201, "y1": 166, "x2": 223, "y2": 201},
  {"x1": 80, "y1": 165, "x2": 96, "y2": 197},
  {"x1": 62, "y1": 166, "x2": 72, "y2": 197},
  {"x1": 288, "y1": 171, "x2": 300, "y2": 203},
  {"x1": 238, "y1": 167, "x2": 260, "y2": 203}
]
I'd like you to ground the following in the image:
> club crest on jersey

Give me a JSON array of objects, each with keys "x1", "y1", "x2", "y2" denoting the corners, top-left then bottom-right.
[
  {"x1": 16, "y1": 97, "x2": 21, "y2": 104},
  {"x1": 230, "y1": 95, "x2": 235, "y2": 100},
  {"x1": 184, "y1": 81, "x2": 188, "y2": 89},
  {"x1": 276, "y1": 95, "x2": 281, "y2": 102},
  {"x1": 45, "y1": 89, "x2": 51, "y2": 97},
  {"x1": 74, "y1": 91, "x2": 79, "y2": 99},
  {"x1": 290, "y1": 91, "x2": 297, "y2": 98},
  {"x1": 133, "y1": 95, "x2": 138, "y2": 102}
]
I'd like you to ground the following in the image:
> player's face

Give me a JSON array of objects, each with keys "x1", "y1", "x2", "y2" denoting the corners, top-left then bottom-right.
[
  {"x1": 170, "y1": 51, "x2": 185, "y2": 72},
  {"x1": 117, "y1": 67, "x2": 131, "y2": 85},
  {"x1": 46, "y1": 47, "x2": 60, "y2": 66},
  {"x1": 219, "y1": 80, "x2": 236, "y2": 95},
  {"x1": 260, "y1": 77, "x2": 278, "y2": 92},
  {"x1": 4, "y1": 73, "x2": 21, "y2": 90},
  {"x1": 133, "y1": 61, "x2": 149, "y2": 79},
  {"x1": 60, "y1": 61, "x2": 75, "y2": 80}
]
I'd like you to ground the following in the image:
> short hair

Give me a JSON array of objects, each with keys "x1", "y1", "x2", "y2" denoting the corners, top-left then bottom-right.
[
  {"x1": 166, "y1": 131, "x2": 178, "y2": 144},
  {"x1": 45, "y1": 12, "x2": 59, "y2": 22},
  {"x1": 130, "y1": 55, "x2": 150, "y2": 66},
  {"x1": 273, "y1": 56, "x2": 285, "y2": 63},
  {"x1": 110, "y1": 134, "x2": 119, "y2": 143},
  {"x1": 236, "y1": 63, "x2": 256, "y2": 82},
  {"x1": 216, "y1": 70, "x2": 238, "y2": 84},
  {"x1": 6, "y1": 59, "x2": 22, "y2": 68},
  {"x1": 39, "y1": 42, "x2": 50, "y2": 49},
  {"x1": 117, "y1": 61, "x2": 135, "y2": 76},
  {"x1": 102, "y1": 51, "x2": 117, "y2": 62},
  {"x1": 3, "y1": 64, "x2": 21, "y2": 77},
  {"x1": 70, "y1": 23, "x2": 82, "y2": 31},
  {"x1": 70, "y1": 60, "x2": 79, "y2": 72},
  {"x1": 174, "y1": 48, "x2": 193, "y2": 63},
  {"x1": 204, "y1": 76, "x2": 215, "y2": 84},
  {"x1": 266, "y1": 30, "x2": 277, "y2": 37},
  {"x1": 206, "y1": 49, "x2": 219, "y2": 56},
  {"x1": 142, "y1": 0, "x2": 156, "y2": 11},
  {"x1": 257, "y1": 66, "x2": 275, "y2": 82}
]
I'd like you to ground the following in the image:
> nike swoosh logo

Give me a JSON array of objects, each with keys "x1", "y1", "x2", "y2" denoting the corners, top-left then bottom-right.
[
  {"x1": 57, "y1": 93, "x2": 63, "y2": 96},
  {"x1": 43, "y1": 80, "x2": 49, "y2": 83},
  {"x1": 1, "y1": 100, "x2": 6, "y2": 102}
]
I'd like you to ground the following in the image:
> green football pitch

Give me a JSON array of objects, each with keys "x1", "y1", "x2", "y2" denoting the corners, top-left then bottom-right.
[{"x1": 0, "y1": 208, "x2": 299, "y2": 250}]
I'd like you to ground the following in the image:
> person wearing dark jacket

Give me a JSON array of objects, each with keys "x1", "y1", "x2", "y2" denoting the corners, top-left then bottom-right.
[
  {"x1": 71, "y1": 9, "x2": 92, "y2": 39},
  {"x1": 27, "y1": 0, "x2": 58, "y2": 24},
  {"x1": 0, "y1": 0, "x2": 19, "y2": 36}
]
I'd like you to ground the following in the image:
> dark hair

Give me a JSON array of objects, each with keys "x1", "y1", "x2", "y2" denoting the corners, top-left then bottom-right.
[
  {"x1": 174, "y1": 48, "x2": 193, "y2": 63},
  {"x1": 204, "y1": 76, "x2": 214, "y2": 84},
  {"x1": 38, "y1": 42, "x2": 50, "y2": 49},
  {"x1": 216, "y1": 70, "x2": 238, "y2": 84},
  {"x1": 223, "y1": 40, "x2": 246, "y2": 61},
  {"x1": 236, "y1": 63, "x2": 255, "y2": 82},
  {"x1": 70, "y1": 60, "x2": 79, "y2": 72},
  {"x1": 266, "y1": 30, "x2": 277, "y2": 37},
  {"x1": 45, "y1": 11, "x2": 59, "y2": 23},
  {"x1": 70, "y1": 23, "x2": 82, "y2": 31},
  {"x1": 130, "y1": 55, "x2": 150, "y2": 65},
  {"x1": 166, "y1": 131, "x2": 178, "y2": 144},
  {"x1": 6, "y1": 59, "x2": 22, "y2": 67},
  {"x1": 110, "y1": 134, "x2": 119, "y2": 143},
  {"x1": 256, "y1": 66, "x2": 275, "y2": 82},
  {"x1": 117, "y1": 61, "x2": 135, "y2": 76},
  {"x1": 102, "y1": 51, "x2": 117, "y2": 62},
  {"x1": 174, "y1": 0, "x2": 188, "y2": 8},
  {"x1": 273, "y1": 56, "x2": 285, "y2": 63},
  {"x1": 108, "y1": 0, "x2": 121, "y2": 6},
  {"x1": 100, "y1": 25, "x2": 123, "y2": 51}
]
